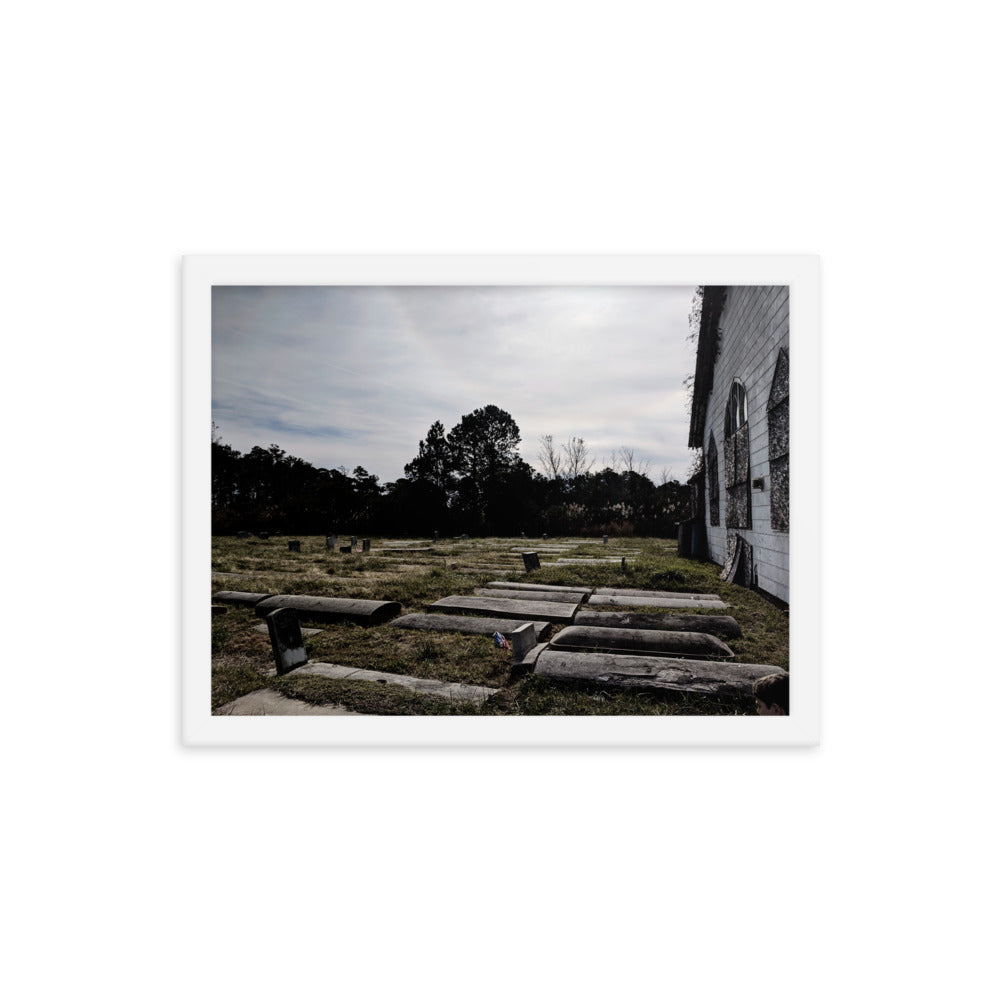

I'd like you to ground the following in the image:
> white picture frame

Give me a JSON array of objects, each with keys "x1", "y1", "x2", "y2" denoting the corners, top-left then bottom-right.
[{"x1": 183, "y1": 254, "x2": 820, "y2": 746}]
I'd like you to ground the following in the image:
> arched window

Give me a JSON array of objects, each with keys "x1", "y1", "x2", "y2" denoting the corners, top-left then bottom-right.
[
  {"x1": 768, "y1": 349, "x2": 789, "y2": 532},
  {"x1": 723, "y1": 378, "x2": 751, "y2": 529},
  {"x1": 707, "y1": 433, "x2": 720, "y2": 527}
]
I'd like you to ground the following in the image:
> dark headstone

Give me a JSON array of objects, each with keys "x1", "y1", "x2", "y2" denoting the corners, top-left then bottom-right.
[
  {"x1": 265, "y1": 608, "x2": 308, "y2": 675},
  {"x1": 288, "y1": 540, "x2": 301, "y2": 552},
  {"x1": 603, "y1": 535, "x2": 608, "y2": 545},
  {"x1": 350, "y1": 536, "x2": 358, "y2": 547},
  {"x1": 326, "y1": 535, "x2": 338, "y2": 548},
  {"x1": 362, "y1": 539, "x2": 371, "y2": 552},
  {"x1": 522, "y1": 551, "x2": 541, "y2": 572}
]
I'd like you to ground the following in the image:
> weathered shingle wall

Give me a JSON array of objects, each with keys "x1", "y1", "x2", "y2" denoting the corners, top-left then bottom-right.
[{"x1": 701, "y1": 286, "x2": 790, "y2": 603}]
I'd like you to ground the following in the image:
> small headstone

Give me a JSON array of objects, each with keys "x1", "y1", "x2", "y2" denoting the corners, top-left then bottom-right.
[
  {"x1": 621, "y1": 557, "x2": 626, "y2": 571},
  {"x1": 340, "y1": 545, "x2": 352, "y2": 554},
  {"x1": 542, "y1": 533, "x2": 548, "y2": 540},
  {"x1": 350, "y1": 535, "x2": 358, "y2": 547},
  {"x1": 265, "y1": 608, "x2": 308, "y2": 675},
  {"x1": 326, "y1": 535, "x2": 337, "y2": 548},
  {"x1": 522, "y1": 551, "x2": 541, "y2": 572},
  {"x1": 462, "y1": 533, "x2": 469, "y2": 540},
  {"x1": 603, "y1": 535, "x2": 608, "y2": 545},
  {"x1": 288, "y1": 540, "x2": 301, "y2": 552},
  {"x1": 521, "y1": 532, "x2": 526, "y2": 539},
  {"x1": 509, "y1": 622, "x2": 537, "y2": 662},
  {"x1": 362, "y1": 539, "x2": 371, "y2": 552},
  {"x1": 433, "y1": 531, "x2": 439, "y2": 541}
]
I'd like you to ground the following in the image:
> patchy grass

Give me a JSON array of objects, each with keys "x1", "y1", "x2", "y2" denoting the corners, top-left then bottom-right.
[{"x1": 211, "y1": 535, "x2": 788, "y2": 715}]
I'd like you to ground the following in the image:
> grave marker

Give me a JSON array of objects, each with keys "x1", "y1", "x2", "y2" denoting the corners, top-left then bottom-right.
[
  {"x1": 288, "y1": 540, "x2": 301, "y2": 552},
  {"x1": 522, "y1": 551, "x2": 541, "y2": 572},
  {"x1": 326, "y1": 535, "x2": 338, "y2": 548},
  {"x1": 265, "y1": 608, "x2": 308, "y2": 675},
  {"x1": 362, "y1": 539, "x2": 371, "y2": 552}
]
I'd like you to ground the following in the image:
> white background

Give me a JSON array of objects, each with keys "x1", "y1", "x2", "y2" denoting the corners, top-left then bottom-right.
[{"x1": 4, "y1": 3, "x2": 996, "y2": 998}]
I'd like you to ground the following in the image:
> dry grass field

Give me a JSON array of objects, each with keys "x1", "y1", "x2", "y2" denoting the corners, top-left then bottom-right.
[{"x1": 211, "y1": 535, "x2": 789, "y2": 715}]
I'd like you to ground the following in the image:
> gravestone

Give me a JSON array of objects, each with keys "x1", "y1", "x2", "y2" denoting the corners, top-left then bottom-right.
[
  {"x1": 288, "y1": 540, "x2": 301, "y2": 552},
  {"x1": 340, "y1": 545, "x2": 352, "y2": 554},
  {"x1": 574, "y1": 610, "x2": 742, "y2": 639},
  {"x1": 462, "y1": 533, "x2": 469, "y2": 540},
  {"x1": 265, "y1": 608, "x2": 308, "y2": 675},
  {"x1": 521, "y1": 532, "x2": 526, "y2": 539},
  {"x1": 621, "y1": 557, "x2": 626, "y2": 571},
  {"x1": 522, "y1": 551, "x2": 541, "y2": 572},
  {"x1": 548, "y1": 625, "x2": 734, "y2": 659},
  {"x1": 392, "y1": 614, "x2": 552, "y2": 642},
  {"x1": 474, "y1": 587, "x2": 586, "y2": 605},
  {"x1": 326, "y1": 535, "x2": 337, "y2": 548},
  {"x1": 542, "y1": 533, "x2": 548, "y2": 540},
  {"x1": 534, "y1": 650, "x2": 786, "y2": 698},
  {"x1": 603, "y1": 535, "x2": 608, "y2": 545},
  {"x1": 350, "y1": 536, "x2": 358, "y2": 547},
  {"x1": 255, "y1": 594, "x2": 402, "y2": 626},
  {"x1": 509, "y1": 622, "x2": 537, "y2": 662},
  {"x1": 433, "y1": 531, "x2": 439, "y2": 541},
  {"x1": 362, "y1": 539, "x2": 371, "y2": 553},
  {"x1": 213, "y1": 590, "x2": 274, "y2": 608},
  {"x1": 430, "y1": 594, "x2": 576, "y2": 624}
]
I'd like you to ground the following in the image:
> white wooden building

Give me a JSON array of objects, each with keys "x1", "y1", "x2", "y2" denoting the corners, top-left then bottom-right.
[{"x1": 686, "y1": 286, "x2": 789, "y2": 604}]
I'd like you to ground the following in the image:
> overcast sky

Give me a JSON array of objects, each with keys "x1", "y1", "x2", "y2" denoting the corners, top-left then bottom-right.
[{"x1": 212, "y1": 285, "x2": 698, "y2": 484}]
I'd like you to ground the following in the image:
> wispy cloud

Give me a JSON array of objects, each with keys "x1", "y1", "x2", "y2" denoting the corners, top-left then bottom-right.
[{"x1": 212, "y1": 285, "x2": 698, "y2": 482}]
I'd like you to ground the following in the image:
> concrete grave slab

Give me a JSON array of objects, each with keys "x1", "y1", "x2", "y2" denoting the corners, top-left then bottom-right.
[
  {"x1": 548, "y1": 625, "x2": 734, "y2": 659},
  {"x1": 593, "y1": 587, "x2": 722, "y2": 601},
  {"x1": 573, "y1": 610, "x2": 742, "y2": 639},
  {"x1": 213, "y1": 591, "x2": 274, "y2": 608},
  {"x1": 289, "y1": 662, "x2": 497, "y2": 704},
  {"x1": 587, "y1": 595, "x2": 728, "y2": 610},
  {"x1": 429, "y1": 595, "x2": 578, "y2": 624},
  {"x1": 392, "y1": 613, "x2": 552, "y2": 641},
  {"x1": 486, "y1": 581, "x2": 594, "y2": 594},
  {"x1": 534, "y1": 650, "x2": 785, "y2": 697},
  {"x1": 254, "y1": 595, "x2": 402, "y2": 626},
  {"x1": 474, "y1": 587, "x2": 587, "y2": 605}
]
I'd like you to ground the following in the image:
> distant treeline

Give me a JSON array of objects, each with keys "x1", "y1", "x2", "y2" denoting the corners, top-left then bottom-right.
[{"x1": 212, "y1": 405, "x2": 690, "y2": 538}]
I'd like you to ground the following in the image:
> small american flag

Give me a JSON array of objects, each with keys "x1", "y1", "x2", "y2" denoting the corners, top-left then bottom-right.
[{"x1": 493, "y1": 631, "x2": 511, "y2": 651}]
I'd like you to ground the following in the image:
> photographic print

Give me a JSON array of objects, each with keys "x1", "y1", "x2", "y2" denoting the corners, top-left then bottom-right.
[{"x1": 182, "y1": 256, "x2": 819, "y2": 745}]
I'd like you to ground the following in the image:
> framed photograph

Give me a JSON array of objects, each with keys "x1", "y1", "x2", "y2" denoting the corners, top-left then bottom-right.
[{"x1": 183, "y1": 255, "x2": 820, "y2": 746}]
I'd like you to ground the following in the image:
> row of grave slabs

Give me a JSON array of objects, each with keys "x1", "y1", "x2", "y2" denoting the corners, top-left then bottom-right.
[{"x1": 213, "y1": 549, "x2": 786, "y2": 710}]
